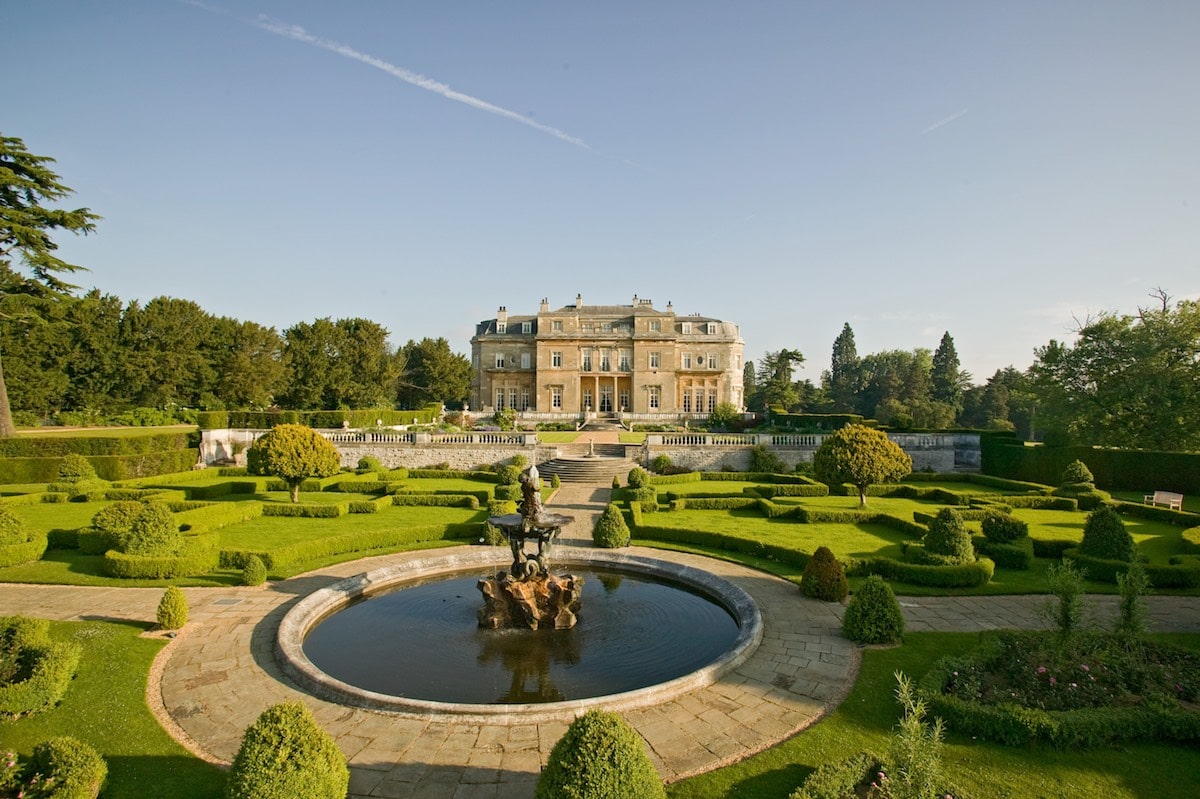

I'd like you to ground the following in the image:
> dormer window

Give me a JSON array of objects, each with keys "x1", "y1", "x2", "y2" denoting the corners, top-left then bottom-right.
[
  {"x1": 706, "y1": 323, "x2": 717, "y2": 334},
  {"x1": 681, "y1": 322, "x2": 692, "y2": 334},
  {"x1": 521, "y1": 321, "x2": 532, "y2": 334},
  {"x1": 496, "y1": 321, "x2": 506, "y2": 334}
]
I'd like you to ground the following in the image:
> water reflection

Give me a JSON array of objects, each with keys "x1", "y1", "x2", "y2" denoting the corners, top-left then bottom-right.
[{"x1": 476, "y1": 627, "x2": 581, "y2": 703}]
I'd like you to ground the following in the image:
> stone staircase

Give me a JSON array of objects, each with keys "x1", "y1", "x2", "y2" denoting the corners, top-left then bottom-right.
[{"x1": 538, "y1": 444, "x2": 637, "y2": 483}]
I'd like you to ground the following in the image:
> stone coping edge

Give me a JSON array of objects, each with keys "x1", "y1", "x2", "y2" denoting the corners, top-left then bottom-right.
[{"x1": 275, "y1": 546, "x2": 763, "y2": 723}]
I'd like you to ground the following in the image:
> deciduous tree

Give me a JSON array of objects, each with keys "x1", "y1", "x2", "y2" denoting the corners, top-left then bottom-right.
[
  {"x1": 813, "y1": 423, "x2": 912, "y2": 507},
  {"x1": 0, "y1": 134, "x2": 100, "y2": 435},
  {"x1": 247, "y1": 423, "x2": 342, "y2": 502}
]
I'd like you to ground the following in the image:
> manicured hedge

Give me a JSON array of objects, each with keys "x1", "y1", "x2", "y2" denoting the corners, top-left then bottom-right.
[
  {"x1": 630, "y1": 521, "x2": 812, "y2": 569},
  {"x1": 849, "y1": 556, "x2": 995, "y2": 588},
  {"x1": 220, "y1": 521, "x2": 480, "y2": 571},
  {"x1": 0, "y1": 531, "x2": 48, "y2": 567},
  {"x1": 333, "y1": 480, "x2": 389, "y2": 494},
  {"x1": 670, "y1": 497, "x2": 757, "y2": 511},
  {"x1": 983, "y1": 438, "x2": 1200, "y2": 495},
  {"x1": 0, "y1": 431, "x2": 196, "y2": 457},
  {"x1": 913, "y1": 509, "x2": 993, "y2": 525},
  {"x1": 391, "y1": 494, "x2": 481, "y2": 509},
  {"x1": 647, "y1": 472, "x2": 702, "y2": 485},
  {"x1": 262, "y1": 503, "x2": 348, "y2": 518},
  {"x1": 406, "y1": 469, "x2": 500, "y2": 482},
  {"x1": 197, "y1": 406, "x2": 441, "y2": 430},
  {"x1": 748, "y1": 483, "x2": 830, "y2": 498},
  {"x1": 174, "y1": 501, "x2": 264, "y2": 534},
  {"x1": 1183, "y1": 526, "x2": 1200, "y2": 555},
  {"x1": 0, "y1": 616, "x2": 83, "y2": 715},
  {"x1": 1111, "y1": 501, "x2": 1200, "y2": 527},
  {"x1": 974, "y1": 535, "x2": 1034, "y2": 570},
  {"x1": 1003, "y1": 495, "x2": 1078, "y2": 510},
  {"x1": 699, "y1": 471, "x2": 812, "y2": 484},
  {"x1": 348, "y1": 496, "x2": 393, "y2": 514},
  {"x1": 31, "y1": 736, "x2": 108, "y2": 799},
  {"x1": 102, "y1": 531, "x2": 220, "y2": 578}
]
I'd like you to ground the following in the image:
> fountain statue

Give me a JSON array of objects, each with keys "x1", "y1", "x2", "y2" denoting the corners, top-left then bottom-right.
[{"x1": 479, "y1": 465, "x2": 583, "y2": 629}]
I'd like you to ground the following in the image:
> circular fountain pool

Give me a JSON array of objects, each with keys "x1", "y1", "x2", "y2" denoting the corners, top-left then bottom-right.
[{"x1": 276, "y1": 548, "x2": 762, "y2": 717}]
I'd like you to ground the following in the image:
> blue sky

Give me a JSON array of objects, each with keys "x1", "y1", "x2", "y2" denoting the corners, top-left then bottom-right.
[{"x1": 5, "y1": 1, "x2": 1198, "y2": 383}]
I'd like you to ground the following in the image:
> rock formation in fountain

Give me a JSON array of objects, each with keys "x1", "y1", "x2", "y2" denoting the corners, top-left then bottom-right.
[{"x1": 477, "y1": 571, "x2": 584, "y2": 630}]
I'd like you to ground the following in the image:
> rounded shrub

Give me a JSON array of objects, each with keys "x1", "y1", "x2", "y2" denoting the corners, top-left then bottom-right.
[
  {"x1": 31, "y1": 736, "x2": 107, "y2": 799},
  {"x1": 800, "y1": 546, "x2": 849, "y2": 602},
  {"x1": 56, "y1": 454, "x2": 97, "y2": 483},
  {"x1": 550, "y1": 473, "x2": 561, "y2": 489},
  {"x1": 651, "y1": 454, "x2": 673, "y2": 474},
  {"x1": 612, "y1": 475, "x2": 621, "y2": 490},
  {"x1": 82, "y1": 501, "x2": 144, "y2": 554},
  {"x1": 627, "y1": 467, "x2": 648, "y2": 488},
  {"x1": 0, "y1": 616, "x2": 82, "y2": 715},
  {"x1": 842, "y1": 575, "x2": 905, "y2": 644},
  {"x1": 1079, "y1": 506, "x2": 1135, "y2": 562},
  {"x1": 921, "y1": 508, "x2": 975, "y2": 565},
  {"x1": 497, "y1": 465, "x2": 521, "y2": 486},
  {"x1": 157, "y1": 586, "x2": 189, "y2": 630},
  {"x1": 226, "y1": 701, "x2": 348, "y2": 799},
  {"x1": 981, "y1": 511, "x2": 1028, "y2": 544},
  {"x1": 1061, "y1": 459, "x2": 1094, "y2": 486},
  {"x1": 510, "y1": 454, "x2": 529, "y2": 470},
  {"x1": 535, "y1": 709, "x2": 665, "y2": 799},
  {"x1": 117, "y1": 502, "x2": 181, "y2": 557},
  {"x1": 242, "y1": 554, "x2": 267, "y2": 587},
  {"x1": 593, "y1": 503, "x2": 631, "y2": 548},
  {"x1": 0, "y1": 508, "x2": 26, "y2": 544},
  {"x1": 355, "y1": 456, "x2": 382, "y2": 474}
]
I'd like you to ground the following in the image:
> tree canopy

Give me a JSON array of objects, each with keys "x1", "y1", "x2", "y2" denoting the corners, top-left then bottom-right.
[
  {"x1": 812, "y1": 423, "x2": 912, "y2": 507},
  {"x1": 246, "y1": 424, "x2": 342, "y2": 503},
  {"x1": 397, "y1": 337, "x2": 472, "y2": 409},
  {"x1": 0, "y1": 134, "x2": 100, "y2": 435},
  {"x1": 1029, "y1": 291, "x2": 1200, "y2": 450}
]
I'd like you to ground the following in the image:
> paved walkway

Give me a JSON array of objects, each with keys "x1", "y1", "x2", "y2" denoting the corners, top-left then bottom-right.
[{"x1": 2, "y1": 480, "x2": 1199, "y2": 799}]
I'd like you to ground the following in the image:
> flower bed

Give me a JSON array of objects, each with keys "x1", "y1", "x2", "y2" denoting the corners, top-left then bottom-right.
[{"x1": 919, "y1": 630, "x2": 1200, "y2": 747}]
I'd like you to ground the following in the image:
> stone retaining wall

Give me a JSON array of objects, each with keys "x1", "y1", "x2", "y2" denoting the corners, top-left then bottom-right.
[{"x1": 332, "y1": 442, "x2": 555, "y2": 471}]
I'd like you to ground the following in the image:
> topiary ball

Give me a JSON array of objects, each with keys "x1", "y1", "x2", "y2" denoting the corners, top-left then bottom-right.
[
  {"x1": 800, "y1": 546, "x2": 849, "y2": 602},
  {"x1": 157, "y1": 586, "x2": 188, "y2": 630},
  {"x1": 242, "y1": 555, "x2": 267, "y2": 587},
  {"x1": 922, "y1": 508, "x2": 975, "y2": 565},
  {"x1": 56, "y1": 454, "x2": 98, "y2": 483},
  {"x1": 981, "y1": 512, "x2": 1028, "y2": 544},
  {"x1": 226, "y1": 702, "x2": 348, "y2": 799},
  {"x1": 627, "y1": 467, "x2": 648, "y2": 488},
  {"x1": 355, "y1": 456, "x2": 382, "y2": 474},
  {"x1": 1061, "y1": 459, "x2": 1094, "y2": 487},
  {"x1": 842, "y1": 575, "x2": 905, "y2": 644},
  {"x1": 592, "y1": 503, "x2": 631, "y2": 548},
  {"x1": 117, "y1": 503, "x2": 181, "y2": 557},
  {"x1": 32, "y1": 736, "x2": 107, "y2": 799},
  {"x1": 1079, "y1": 506, "x2": 1135, "y2": 562},
  {"x1": 535, "y1": 709, "x2": 665, "y2": 799}
]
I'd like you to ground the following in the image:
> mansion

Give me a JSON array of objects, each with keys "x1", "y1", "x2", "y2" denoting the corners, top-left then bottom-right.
[{"x1": 470, "y1": 295, "x2": 745, "y2": 417}]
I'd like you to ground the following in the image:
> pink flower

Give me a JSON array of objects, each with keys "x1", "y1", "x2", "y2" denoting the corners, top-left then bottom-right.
[{"x1": 1036, "y1": 666, "x2": 1047, "y2": 674}]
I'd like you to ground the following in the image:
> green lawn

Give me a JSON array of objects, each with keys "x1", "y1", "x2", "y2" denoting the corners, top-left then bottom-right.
[
  {"x1": 216, "y1": 504, "x2": 486, "y2": 551},
  {"x1": 535, "y1": 431, "x2": 580, "y2": 443},
  {"x1": 669, "y1": 632, "x2": 1200, "y2": 799},
  {"x1": 9, "y1": 500, "x2": 116, "y2": 535},
  {"x1": 0, "y1": 619, "x2": 226, "y2": 799}
]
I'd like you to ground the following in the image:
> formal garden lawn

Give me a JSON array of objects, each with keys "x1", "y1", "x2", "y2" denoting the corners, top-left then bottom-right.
[
  {"x1": 0, "y1": 619, "x2": 226, "y2": 799},
  {"x1": 215, "y1": 504, "x2": 486, "y2": 551},
  {"x1": 668, "y1": 632, "x2": 1200, "y2": 799}
]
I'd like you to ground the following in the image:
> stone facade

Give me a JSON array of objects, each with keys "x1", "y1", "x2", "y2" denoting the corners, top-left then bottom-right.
[{"x1": 470, "y1": 294, "x2": 745, "y2": 416}]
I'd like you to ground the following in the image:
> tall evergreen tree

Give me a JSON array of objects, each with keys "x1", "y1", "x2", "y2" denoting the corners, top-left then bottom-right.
[
  {"x1": 756, "y1": 349, "x2": 805, "y2": 412},
  {"x1": 0, "y1": 135, "x2": 100, "y2": 435},
  {"x1": 828, "y1": 322, "x2": 861, "y2": 412},
  {"x1": 398, "y1": 337, "x2": 472, "y2": 409},
  {"x1": 930, "y1": 331, "x2": 966, "y2": 410}
]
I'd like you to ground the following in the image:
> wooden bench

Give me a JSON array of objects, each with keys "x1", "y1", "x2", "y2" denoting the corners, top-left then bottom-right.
[{"x1": 1144, "y1": 490, "x2": 1184, "y2": 511}]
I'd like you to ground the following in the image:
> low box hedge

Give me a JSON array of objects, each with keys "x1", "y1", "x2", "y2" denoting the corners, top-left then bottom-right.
[
  {"x1": 333, "y1": 480, "x2": 389, "y2": 494},
  {"x1": 647, "y1": 472, "x2": 702, "y2": 485},
  {"x1": 0, "y1": 531, "x2": 48, "y2": 567},
  {"x1": 174, "y1": 501, "x2": 264, "y2": 534},
  {"x1": 670, "y1": 497, "x2": 757, "y2": 511},
  {"x1": 849, "y1": 556, "x2": 995, "y2": 588},
  {"x1": 748, "y1": 483, "x2": 829, "y2": 498},
  {"x1": 0, "y1": 616, "x2": 83, "y2": 715},
  {"x1": 101, "y1": 532, "x2": 220, "y2": 578},
  {"x1": 0, "y1": 430, "x2": 195, "y2": 457},
  {"x1": 348, "y1": 496, "x2": 393, "y2": 514},
  {"x1": 973, "y1": 535, "x2": 1034, "y2": 570},
  {"x1": 391, "y1": 494, "x2": 480, "y2": 509},
  {"x1": 261, "y1": 502, "x2": 348, "y2": 518},
  {"x1": 1183, "y1": 525, "x2": 1200, "y2": 555},
  {"x1": 629, "y1": 522, "x2": 812, "y2": 570},
  {"x1": 1111, "y1": 501, "x2": 1200, "y2": 526},
  {"x1": 406, "y1": 469, "x2": 500, "y2": 482},
  {"x1": 0, "y1": 492, "x2": 52, "y2": 508}
]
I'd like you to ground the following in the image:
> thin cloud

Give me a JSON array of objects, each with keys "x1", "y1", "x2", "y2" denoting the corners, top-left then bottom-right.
[
  {"x1": 921, "y1": 108, "x2": 969, "y2": 135},
  {"x1": 184, "y1": 2, "x2": 591, "y2": 150},
  {"x1": 251, "y1": 16, "x2": 590, "y2": 150}
]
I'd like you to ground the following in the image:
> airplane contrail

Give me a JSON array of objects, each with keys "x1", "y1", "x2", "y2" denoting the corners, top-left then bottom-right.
[
  {"x1": 921, "y1": 108, "x2": 969, "y2": 135},
  {"x1": 184, "y1": 3, "x2": 590, "y2": 150}
]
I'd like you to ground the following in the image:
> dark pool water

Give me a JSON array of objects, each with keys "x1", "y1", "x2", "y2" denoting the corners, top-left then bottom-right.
[{"x1": 302, "y1": 569, "x2": 739, "y2": 704}]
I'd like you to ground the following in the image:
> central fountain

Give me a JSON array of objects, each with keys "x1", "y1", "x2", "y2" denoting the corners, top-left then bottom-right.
[{"x1": 478, "y1": 465, "x2": 581, "y2": 629}]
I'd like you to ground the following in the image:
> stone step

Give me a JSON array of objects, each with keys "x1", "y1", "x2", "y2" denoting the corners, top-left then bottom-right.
[
  {"x1": 558, "y1": 443, "x2": 631, "y2": 458},
  {"x1": 537, "y1": 457, "x2": 635, "y2": 483}
]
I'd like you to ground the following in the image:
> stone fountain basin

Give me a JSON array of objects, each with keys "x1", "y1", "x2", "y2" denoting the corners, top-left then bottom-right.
[{"x1": 275, "y1": 546, "x2": 763, "y2": 722}]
